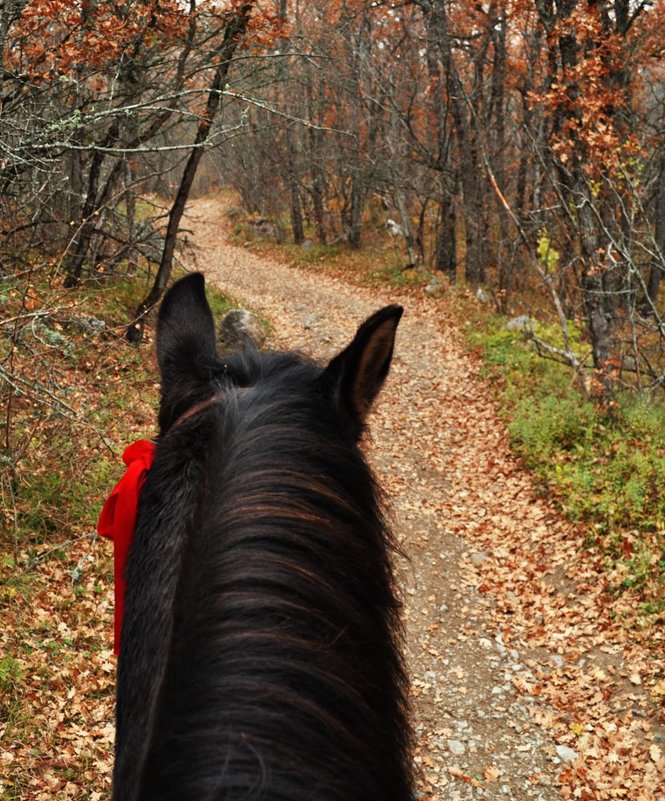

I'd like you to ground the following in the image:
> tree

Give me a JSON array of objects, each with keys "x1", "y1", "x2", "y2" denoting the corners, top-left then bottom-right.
[{"x1": 127, "y1": 2, "x2": 257, "y2": 342}]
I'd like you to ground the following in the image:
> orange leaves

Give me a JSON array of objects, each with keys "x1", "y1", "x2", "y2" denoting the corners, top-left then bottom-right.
[
  {"x1": 635, "y1": 0, "x2": 665, "y2": 61},
  {"x1": 9, "y1": 0, "x2": 189, "y2": 84},
  {"x1": 526, "y1": 1, "x2": 639, "y2": 178},
  {"x1": 241, "y1": 5, "x2": 284, "y2": 52}
]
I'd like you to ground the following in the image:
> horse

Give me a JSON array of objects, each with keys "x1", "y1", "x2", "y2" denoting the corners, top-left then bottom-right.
[{"x1": 113, "y1": 273, "x2": 413, "y2": 801}]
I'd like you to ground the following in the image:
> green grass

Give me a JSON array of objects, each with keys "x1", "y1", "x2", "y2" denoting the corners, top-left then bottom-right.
[{"x1": 0, "y1": 655, "x2": 22, "y2": 725}]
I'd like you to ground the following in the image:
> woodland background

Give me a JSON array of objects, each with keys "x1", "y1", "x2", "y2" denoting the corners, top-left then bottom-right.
[
  {"x1": 1, "y1": 0, "x2": 664, "y2": 372},
  {"x1": 0, "y1": 0, "x2": 664, "y2": 362},
  {"x1": 1, "y1": 1, "x2": 665, "y2": 796},
  {"x1": 2, "y1": 0, "x2": 665, "y2": 621}
]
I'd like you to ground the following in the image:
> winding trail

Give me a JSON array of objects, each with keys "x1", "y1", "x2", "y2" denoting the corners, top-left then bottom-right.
[{"x1": 186, "y1": 197, "x2": 663, "y2": 801}]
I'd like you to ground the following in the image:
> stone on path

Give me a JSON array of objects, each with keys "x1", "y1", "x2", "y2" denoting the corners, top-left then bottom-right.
[{"x1": 219, "y1": 309, "x2": 266, "y2": 351}]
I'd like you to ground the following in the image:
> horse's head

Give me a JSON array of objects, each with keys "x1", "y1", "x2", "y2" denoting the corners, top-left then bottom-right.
[
  {"x1": 156, "y1": 272, "x2": 402, "y2": 440},
  {"x1": 114, "y1": 272, "x2": 412, "y2": 801}
]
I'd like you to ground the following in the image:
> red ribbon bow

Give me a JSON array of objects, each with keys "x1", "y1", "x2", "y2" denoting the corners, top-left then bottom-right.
[{"x1": 98, "y1": 439, "x2": 156, "y2": 655}]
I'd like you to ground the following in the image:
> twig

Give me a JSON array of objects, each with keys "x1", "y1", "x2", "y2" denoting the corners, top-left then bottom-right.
[
  {"x1": 0, "y1": 363, "x2": 115, "y2": 454},
  {"x1": 22, "y1": 532, "x2": 98, "y2": 569}
]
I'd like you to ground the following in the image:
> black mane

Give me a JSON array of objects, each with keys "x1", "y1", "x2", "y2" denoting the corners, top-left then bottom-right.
[{"x1": 113, "y1": 275, "x2": 413, "y2": 801}]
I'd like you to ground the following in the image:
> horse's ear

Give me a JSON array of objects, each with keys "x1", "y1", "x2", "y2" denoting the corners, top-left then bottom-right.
[
  {"x1": 156, "y1": 273, "x2": 217, "y2": 382},
  {"x1": 322, "y1": 305, "x2": 403, "y2": 439}
]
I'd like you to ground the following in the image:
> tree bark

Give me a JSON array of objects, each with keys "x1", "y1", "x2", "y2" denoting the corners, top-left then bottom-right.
[
  {"x1": 127, "y1": 3, "x2": 255, "y2": 343},
  {"x1": 63, "y1": 118, "x2": 120, "y2": 287},
  {"x1": 490, "y1": 6, "x2": 511, "y2": 301},
  {"x1": 347, "y1": 176, "x2": 364, "y2": 250},
  {"x1": 307, "y1": 80, "x2": 328, "y2": 245},
  {"x1": 434, "y1": 190, "x2": 456, "y2": 279},
  {"x1": 645, "y1": 156, "x2": 665, "y2": 306},
  {"x1": 286, "y1": 125, "x2": 305, "y2": 245}
]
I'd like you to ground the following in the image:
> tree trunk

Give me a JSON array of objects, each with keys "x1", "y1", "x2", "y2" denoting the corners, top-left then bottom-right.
[
  {"x1": 347, "y1": 176, "x2": 364, "y2": 250},
  {"x1": 578, "y1": 193, "x2": 615, "y2": 389},
  {"x1": 490, "y1": 6, "x2": 510, "y2": 302},
  {"x1": 646, "y1": 157, "x2": 665, "y2": 306},
  {"x1": 461, "y1": 149, "x2": 486, "y2": 286},
  {"x1": 286, "y1": 123, "x2": 304, "y2": 245},
  {"x1": 277, "y1": 0, "x2": 304, "y2": 246},
  {"x1": 434, "y1": 194, "x2": 456, "y2": 279},
  {"x1": 64, "y1": 118, "x2": 120, "y2": 287},
  {"x1": 308, "y1": 81, "x2": 328, "y2": 245},
  {"x1": 394, "y1": 191, "x2": 417, "y2": 267},
  {"x1": 127, "y1": 3, "x2": 254, "y2": 343},
  {"x1": 424, "y1": 0, "x2": 488, "y2": 285}
]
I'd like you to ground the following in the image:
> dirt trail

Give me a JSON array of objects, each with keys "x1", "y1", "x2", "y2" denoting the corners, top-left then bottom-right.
[{"x1": 186, "y1": 197, "x2": 663, "y2": 801}]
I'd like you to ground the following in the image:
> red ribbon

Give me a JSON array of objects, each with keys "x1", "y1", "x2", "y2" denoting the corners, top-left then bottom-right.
[{"x1": 98, "y1": 439, "x2": 156, "y2": 655}]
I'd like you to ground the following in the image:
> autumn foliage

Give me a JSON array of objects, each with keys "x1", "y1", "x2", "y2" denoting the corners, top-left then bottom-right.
[{"x1": 1, "y1": 2, "x2": 664, "y2": 798}]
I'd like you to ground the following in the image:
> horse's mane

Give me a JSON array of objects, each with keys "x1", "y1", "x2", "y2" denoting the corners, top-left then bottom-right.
[{"x1": 112, "y1": 276, "x2": 413, "y2": 801}]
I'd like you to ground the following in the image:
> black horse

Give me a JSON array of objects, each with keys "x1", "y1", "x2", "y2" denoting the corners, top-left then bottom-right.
[{"x1": 114, "y1": 273, "x2": 413, "y2": 801}]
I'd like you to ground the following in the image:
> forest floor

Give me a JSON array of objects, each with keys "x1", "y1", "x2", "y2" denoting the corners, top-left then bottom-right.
[
  {"x1": 2, "y1": 194, "x2": 663, "y2": 800},
  {"x1": 187, "y1": 196, "x2": 664, "y2": 800}
]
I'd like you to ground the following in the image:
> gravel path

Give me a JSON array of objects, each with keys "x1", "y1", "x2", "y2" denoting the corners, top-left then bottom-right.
[{"x1": 187, "y1": 197, "x2": 664, "y2": 801}]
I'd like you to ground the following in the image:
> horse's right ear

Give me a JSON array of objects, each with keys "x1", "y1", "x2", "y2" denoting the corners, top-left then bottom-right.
[
  {"x1": 156, "y1": 273, "x2": 217, "y2": 384},
  {"x1": 321, "y1": 305, "x2": 402, "y2": 440}
]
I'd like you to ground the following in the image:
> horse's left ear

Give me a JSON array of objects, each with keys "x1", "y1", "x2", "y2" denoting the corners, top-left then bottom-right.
[
  {"x1": 156, "y1": 272, "x2": 217, "y2": 384},
  {"x1": 322, "y1": 305, "x2": 403, "y2": 439}
]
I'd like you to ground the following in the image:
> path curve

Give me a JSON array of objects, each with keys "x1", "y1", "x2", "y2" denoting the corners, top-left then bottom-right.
[{"x1": 186, "y1": 197, "x2": 663, "y2": 801}]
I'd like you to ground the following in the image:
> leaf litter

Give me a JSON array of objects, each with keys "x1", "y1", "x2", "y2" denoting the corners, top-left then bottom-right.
[
  {"x1": 2, "y1": 195, "x2": 662, "y2": 799},
  {"x1": 191, "y1": 197, "x2": 663, "y2": 801}
]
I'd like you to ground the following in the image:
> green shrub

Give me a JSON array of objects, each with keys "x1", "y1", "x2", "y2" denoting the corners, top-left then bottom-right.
[
  {"x1": 0, "y1": 655, "x2": 23, "y2": 724},
  {"x1": 468, "y1": 312, "x2": 665, "y2": 605}
]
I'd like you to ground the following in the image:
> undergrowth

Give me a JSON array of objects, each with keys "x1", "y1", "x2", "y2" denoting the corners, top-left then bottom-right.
[
  {"x1": 465, "y1": 314, "x2": 665, "y2": 620},
  {"x1": 0, "y1": 266, "x2": 234, "y2": 797},
  {"x1": 224, "y1": 195, "x2": 664, "y2": 622},
  {"x1": 2, "y1": 269, "x2": 235, "y2": 550},
  {"x1": 226, "y1": 204, "x2": 425, "y2": 289}
]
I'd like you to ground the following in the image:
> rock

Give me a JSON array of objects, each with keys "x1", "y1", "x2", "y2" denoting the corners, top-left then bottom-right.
[
  {"x1": 505, "y1": 314, "x2": 531, "y2": 331},
  {"x1": 424, "y1": 275, "x2": 445, "y2": 297},
  {"x1": 69, "y1": 315, "x2": 106, "y2": 334},
  {"x1": 447, "y1": 739, "x2": 466, "y2": 756},
  {"x1": 250, "y1": 219, "x2": 284, "y2": 243},
  {"x1": 554, "y1": 745, "x2": 578, "y2": 764},
  {"x1": 218, "y1": 309, "x2": 266, "y2": 351},
  {"x1": 622, "y1": 354, "x2": 637, "y2": 372},
  {"x1": 386, "y1": 219, "x2": 404, "y2": 237},
  {"x1": 475, "y1": 287, "x2": 490, "y2": 303}
]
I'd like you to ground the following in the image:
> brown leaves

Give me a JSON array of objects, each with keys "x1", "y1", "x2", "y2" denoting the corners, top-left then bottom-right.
[
  {"x1": 12, "y1": 0, "x2": 190, "y2": 84},
  {"x1": 1, "y1": 551, "x2": 116, "y2": 797}
]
